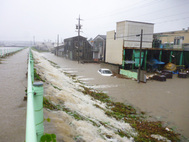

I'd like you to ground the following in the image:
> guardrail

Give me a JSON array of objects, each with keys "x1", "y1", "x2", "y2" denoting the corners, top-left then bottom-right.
[
  {"x1": 0, "y1": 48, "x2": 22, "y2": 57},
  {"x1": 26, "y1": 48, "x2": 44, "y2": 142}
]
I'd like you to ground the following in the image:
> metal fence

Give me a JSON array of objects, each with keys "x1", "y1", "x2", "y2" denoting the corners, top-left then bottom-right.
[{"x1": 26, "y1": 48, "x2": 44, "y2": 142}]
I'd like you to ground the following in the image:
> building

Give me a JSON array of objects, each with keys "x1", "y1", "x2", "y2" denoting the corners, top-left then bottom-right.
[
  {"x1": 106, "y1": 30, "x2": 123, "y2": 65},
  {"x1": 153, "y1": 28, "x2": 189, "y2": 51},
  {"x1": 116, "y1": 20, "x2": 154, "y2": 48},
  {"x1": 106, "y1": 20, "x2": 154, "y2": 65},
  {"x1": 105, "y1": 20, "x2": 189, "y2": 81},
  {"x1": 92, "y1": 35, "x2": 106, "y2": 61},
  {"x1": 63, "y1": 36, "x2": 93, "y2": 61},
  {"x1": 54, "y1": 45, "x2": 64, "y2": 56}
]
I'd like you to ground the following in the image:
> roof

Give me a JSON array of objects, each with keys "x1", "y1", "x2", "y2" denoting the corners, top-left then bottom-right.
[
  {"x1": 93, "y1": 35, "x2": 106, "y2": 41},
  {"x1": 117, "y1": 20, "x2": 154, "y2": 25},
  {"x1": 64, "y1": 35, "x2": 87, "y2": 41},
  {"x1": 99, "y1": 35, "x2": 106, "y2": 40},
  {"x1": 154, "y1": 29, "x2": 189, "y2": 35}
]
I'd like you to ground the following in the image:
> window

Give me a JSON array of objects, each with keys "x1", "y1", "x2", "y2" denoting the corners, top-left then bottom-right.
[{"x1": 174, "y1": 36, "x2": 184, "y2": 45}]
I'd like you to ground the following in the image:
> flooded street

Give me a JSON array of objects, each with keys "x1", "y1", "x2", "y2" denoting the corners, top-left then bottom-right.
[
  {"x1": 0, "y1": 48, "x2": 27, "y2": 141},
  {"x1": 33, "y1": 51, "x2": 136, "y2": 142},
  {"x1": 41, "y1": 52, "x2": 189, "y2": 140}
]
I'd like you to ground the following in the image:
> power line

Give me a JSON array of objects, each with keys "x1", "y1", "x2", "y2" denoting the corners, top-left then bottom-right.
[
  {"x1": 146, "y1": 11, "x2": 189, "y2": 22},
  {"x1": 106, "y1": 31, "x2": 185, "y2": 40},
  {"x1": 108, "y1": 0, "x2": 158, "y2": 17},
  {"x1": 106, "y1": 33, "x2": 153, "y2": 40},
  {"x1": 109, "y1": 0, "x2": 162, "y2": 17},
  {"x1": 85, "y1": 0, "x2": 158, "y2": 21},
  {"x1": 130, "y1": 1, "x2": 189, "y2": 20},
  {"x1": 155, "y1": 16, "x2": 189, "y2": 24},
  {"x1": 85, "y1": 0, "x2": 189, "y2": 23}
]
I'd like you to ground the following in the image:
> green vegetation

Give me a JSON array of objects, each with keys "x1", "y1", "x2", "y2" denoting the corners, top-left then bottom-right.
[
  {"x1": 74, "y1": 135, "x2": 84, "y2": 142},
  {"x1": 82, "y1": 86, "x2": 111, "y2": 103},
  {"x1": 47, "y1": 60, "x2": 60, "y2": 68},
  {"x1": 36, "y1": 56, "x2": 180, "y2": 141},
  {"x1": 64, "y1": 72, "x2": 78, "y2": 81},
  {"x1": 34, "y1": 68, "x2": 45, "y2": 82},
  {"x1": 52, "y1": 85, "x2": 62, "y2": 91},
  {"x1": 44, "y1": 117, "x2": 51, "y2": 123},
  {"x1": 25, "y1": 88, "x2": 27, "y2": 94},
  {"x1": 40, "y1": 133, "x2": 56, "y2": 142},
  {"x1": 43, "y1": 96, "x2": 101, "y2": 127},
  {"x1": 43, "y1": 97, "x2": 60, "y2": 110},
  {"x1": 116, "y1": 129, "x2": 131, "y2": 139},
  {"x1": 81, "y1": 86, "x2": 180, "y2": 142},
  {"x1": 61, "y1": 105, "x2": 84, "y2": 120}
]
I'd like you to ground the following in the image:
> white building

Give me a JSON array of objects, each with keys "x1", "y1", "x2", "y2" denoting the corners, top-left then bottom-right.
[{"x1": 106, "y1": 20, "x2": 154, "y2": 65}]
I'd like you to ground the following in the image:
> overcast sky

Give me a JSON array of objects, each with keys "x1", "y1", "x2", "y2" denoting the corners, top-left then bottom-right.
[{"x1": 0, "y1": 0, "x2": 189, "y2": 42}]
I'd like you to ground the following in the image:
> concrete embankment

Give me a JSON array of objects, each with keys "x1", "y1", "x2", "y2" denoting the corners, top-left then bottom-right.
[
  {"x1": 0, "y1": 48, "x2": 28, "y2": 141},
  {"x1": 40, "y1": 52, "x2": 189, "y2": 141},
  {"x1": 33, "y1": 50, "x2": 183, "y2": 142}
]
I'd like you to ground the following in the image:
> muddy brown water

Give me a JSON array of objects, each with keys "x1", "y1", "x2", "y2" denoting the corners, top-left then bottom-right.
[
  {"x1": 0, "y1": 48, "x2": 27, "y2": 141},
  {"x1": 41, "y1": 52, "x2": 189, "y2": 140},
  {"x1": 2, "y1": 49, "x2": 188, "y2": 141}
]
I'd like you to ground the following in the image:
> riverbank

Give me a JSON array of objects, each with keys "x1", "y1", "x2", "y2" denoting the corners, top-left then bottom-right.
[
  {"x1": 33, "y1": 50, "x2": 184, "y2": 141},
  {"x1": 39, "y1": 52, "x2": 189, "y2": 141}
]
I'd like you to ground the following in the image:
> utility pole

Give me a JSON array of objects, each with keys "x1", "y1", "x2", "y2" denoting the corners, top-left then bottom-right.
[
  {"x1": 76, "y1": 15, "x2": 83, "y2": 63},
  {"x1": 57, "y1": 34, "x2": 59, "y2": 47},
  {"x1": 137, "y1": 29, "x2": 143, "y2": 83}
]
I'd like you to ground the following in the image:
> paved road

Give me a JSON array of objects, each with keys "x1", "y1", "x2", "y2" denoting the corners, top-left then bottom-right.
[{"x1": 0, "y1": 49, "x2": 27, "y2": 141}]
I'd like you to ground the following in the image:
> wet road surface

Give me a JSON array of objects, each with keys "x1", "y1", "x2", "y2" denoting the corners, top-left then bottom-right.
[
  {"x1": 0, "y1": 49, "x2": 27, "y2": 141},
  {"x1": 42, "y1": 52, "x2": 189, "y2": 140}
]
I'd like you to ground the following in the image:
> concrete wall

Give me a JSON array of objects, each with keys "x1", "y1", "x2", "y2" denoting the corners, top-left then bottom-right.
[
  {"x1": 106, "y1": 31, "x2": 123, "y2": 65},
  {"x1": 124, "y1": 41, "x2": 152, "y2": 48},
  {"x1": 120, "y1": 69, "x2": 137, "y2": 80},
  {"x1": 116, "y1": 21, "x2": 154, "y2": 48}
]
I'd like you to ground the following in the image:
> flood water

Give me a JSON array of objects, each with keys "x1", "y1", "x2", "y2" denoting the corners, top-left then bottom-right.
[
  {"x1": 33, "y1": 51, "x2": 136, "y2": 142},
  {"x1": 40, "y1": 52, "x2": 189, "y2": 140},
  {"x1": 0, "y1": 48, "x2": 27, "y2": 141},
  {"x1": 0, "y1": 47, "x2": 23, "y2": 56}
]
